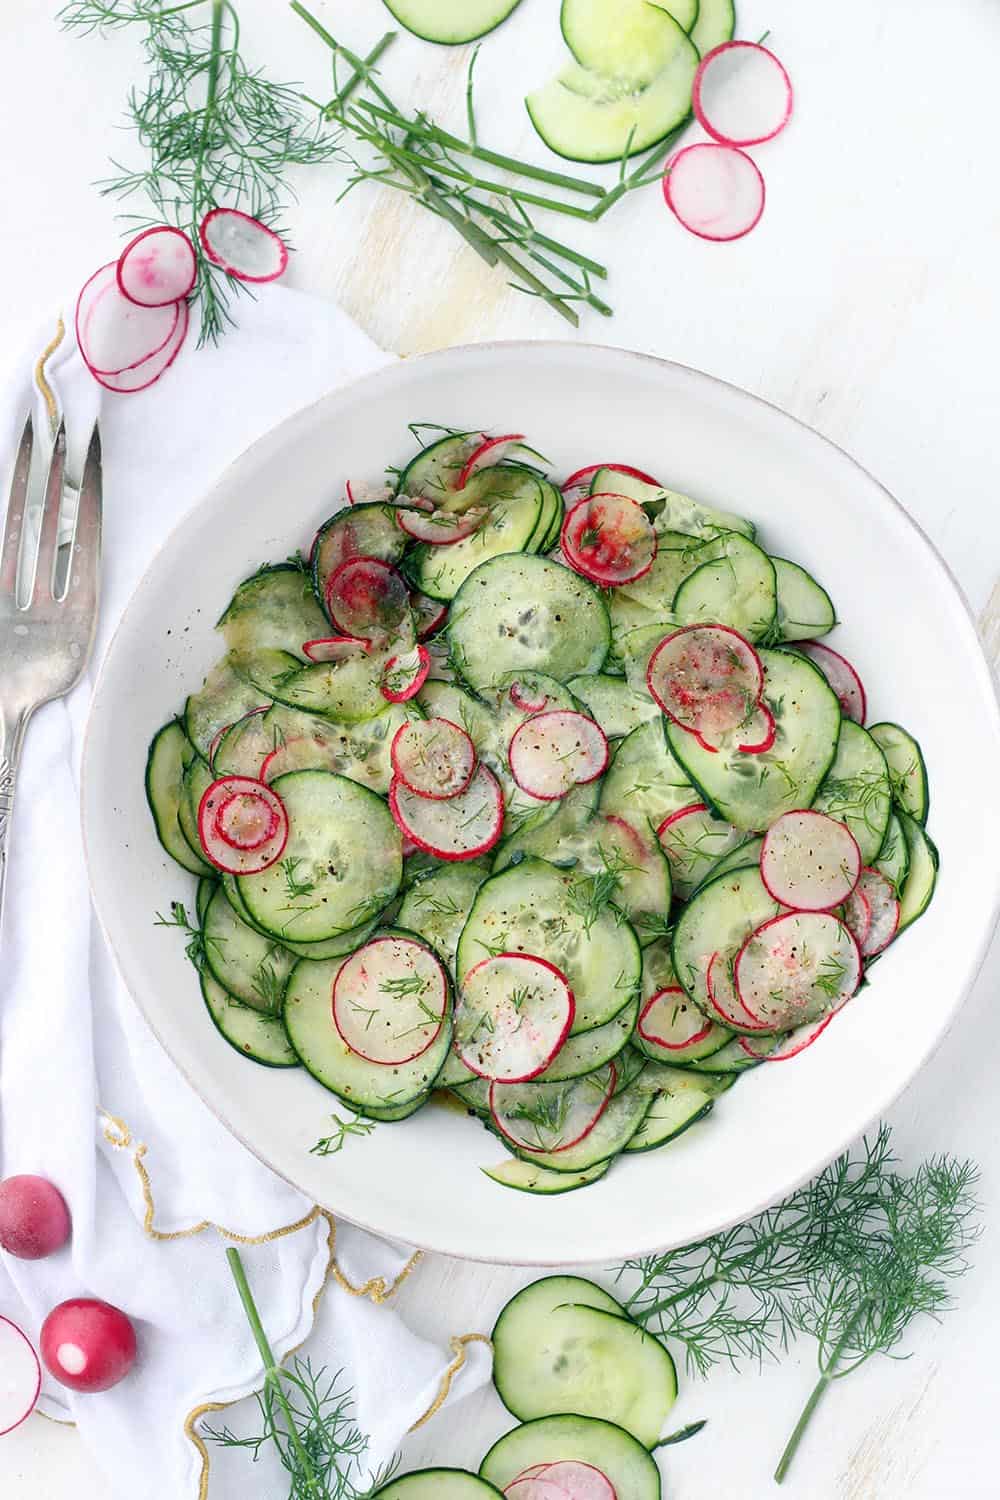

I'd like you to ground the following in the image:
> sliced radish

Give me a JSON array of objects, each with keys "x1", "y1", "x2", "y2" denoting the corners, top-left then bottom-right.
[
  {"x1": 39, "y1": 1299, "x2": 136, "y2": 1393},
  {"x1": 412, "y1": 592, "x2": 448, "y2": 639},
  {"x1": 739, "y1": 1013, "x2": 835, "y2": 1062},
  {"x1": 389, "y1": 764, "x2": 503, "y2": 860},
  {"x1": 116, "y1": 226, "x2": 197, "y2": 307},
  {"x1": 396, "y1": 505, "x2": 488, "y2": 544},
  {"x1": 693, "y1": 41, "x2": 794, "y2": 148},
  {"x1": 735, "y1": 911, "x2": 862, "y2": 1030},
  {"x1": 505, "y1": 1482, "x2": 568, "y2": 1500},
  {"x1": 76, "y1": 261, "x2": 179, "y2": 375},
  {"x1": 259, "y1": 721, "x2": 351, "y2": 782},
  {"x1": 391, "y1": 717, "x2": 476, "y2": 800},
  {"x1": 561, "y1": 461, "x2": 661, "y2": 495},
  {"x1": 198, "y1": 776, "x2": 288, "y2": 874},
  {"x1": 302, "y1": 636, "x2": 369, "y2": 663},
  {"x1": 0, "y1": 1317, "x2": 41, "y2": 1435},
  {"x1": 647, "y1": 624, "x2": 763, "y2": 746},
  {"x1": 346, "y1": 479, "x2": 395, "y2": 506},
  {"x1": 534, "y1": 1462, "x2": 617, "y2": 1500},
  {"x1": 663, "y1": 143, "x2": 766, "y2": 243},
  {"x1": 91, "y1": 298, "x2": 190, "y2": 394},
  {"x1": 508, "y1": 679, "x2": 551, "y2": 714},
  {"x1": 326, "y1": 557, "x2": 410, "y2": 642},
  {"x1": 736, "y1": 703, "x2": 776, "y2": 754},
  {"x1": 561, "y1": 493, "x2": 657, "y2": 586},
  {"x1": 855, "y1": 867, "x2": 900, "y2": 957},
  {"x1": 489, "y1": 1064, "x2": 615, "y2": 1154},
  {"x1": 657, "y1": 802, "x2": 745, "y2": 899},
  {"x1": 457, "y1": 434, "x2": 548, "y2": 488},
  {"x1": 199, "y1": 207, "x2": 288, "y2": 282},
  {"x1": 381, "y1": 644, "x2": 430, "y2": 703},
  {"x1": 706, "y1": 949, "x2": 770, "y2": 1031},
  {"x1": 332, "y1": 935, "x2": 448, "y2": 1065},
  {"x1": 798, "y1": 641, "x2": 867, "y2": 723},
  {"x1": 508, "y1": 710, "x2": 609, "y2": 801},
  {"x1": 454, "y1": 953, "x2": 575, "y2": 1082},
  {"x1": 842, "y1": 885, "x2": 873, "y2": 951},
  {"x1": 639, "y1": 986, "x2": 714, "y2": 1050},
  {"x1": 760, "y1": 810, "x2": 862, "y2": 911},
  {"x1": 0, "y1": 1175, "x2": 72, "y2": 1260}
]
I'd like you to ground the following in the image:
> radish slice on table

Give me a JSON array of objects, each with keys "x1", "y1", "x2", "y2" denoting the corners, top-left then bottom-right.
[
  {"x1": 40, "y1": 1299, "x2": 136, "y2": 1393},
  {"x1": 454, "y1": 953, "x2": 575, "y2": 1082},
  {"x1": 92, "y1": 299, "x2": 190, "y2": 394},
  {"x1": 0, "y1": 1175, "x2": 71, "y2": 1259},
  {"x1": 706, "y1": 949, "x2": 770, "y2": 1031},
  {"x1": 739, "y1": 1013, "x2": 835, "y2": 1063},
  {"x1": 561, "y1": 461, "x2": 661, "y2": 495},
  {"x1": 657, "y1": 802, "x2": 744, "y2": 899},
  {"x1": 381, "y1": 644, "x2": 430, "y2": 703},
  {"x1": 561, "y1": 493, "x2": 657, "y2": 586},
  {"x1": 389, "y1": 764, "x2": 503, "y2": 860},
  {"x1": 760, "y1": 810, "x2": 862, "y2": 911},
  {"x1": 532, "y1": 1462, "x2": 618, "y2": 1500},
  {"x1": 198, "y1": 776, "x2": 288, "y2": 874},
  {"x1": 396, "y1": 505, "x2": 488, "y2": 544},
  {"x1": 647, "y1": 624, "x2": 764, "y2": 746},
  {"x1": 391, "y1": 717, "x2": 476, "y2": 800},
  {"x1": 332, "y1": 935, "x2": 449, "y2": 1065},
  {"x1": 116, "y1": 226, "x2": 197, "y2": 307},
  {"x1": 735, "y1": 911, "x2": 862, "y2": 1030},
  {"x1": 489, "y1": 1064, "x2": 615, "y2": 1154},
  {"x1": 693, "y1": 41, "x2": 794, "y2": 147},
  {"x1": 508, "y1": 679, "x2": 551, "y2": 714},
  {"x1": 302, "y1": 636, "x2": 369, "y2": 664},
  {"x1": 736, "y1": 703, "x2": 776, "y2": 754},
  {"x1": 663, "y1": 144, "x2": 766, "y2": 242},
  {"x1": 199, "y1": 208, "x2": 288, "y2": 282},
  {"x1": 798, "y1": 641, "x2": 867, "y2": 723},
  {"x1": 854, "y1": 867, "x2": 900, "y2": 957},
  {"x1": 508, "y1": 710, "x2": 608, "y2": 801},
  {"x1": 639, "y1": 987, "x2": 714, "y2": 1050},
  {"x1": 76, "y1": 261, "x2": 179, "y2": 374},
  {"x1": 326, "y1": 556, "x2": 411, "y2": 642},
  {"x1": 0, "y1": 1317, "x2": 41, "y2": 1435},
  {"x1": 411, "y1": 592, "x2": 448, "y2": 639}
]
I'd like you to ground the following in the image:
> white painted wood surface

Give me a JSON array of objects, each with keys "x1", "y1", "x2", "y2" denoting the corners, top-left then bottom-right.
[{"x1": 2, "y1": 0, "x2": 1000, "y2": 1494}]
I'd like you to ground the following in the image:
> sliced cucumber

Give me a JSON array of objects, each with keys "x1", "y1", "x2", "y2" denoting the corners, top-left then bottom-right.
[
  {"x1": 673, "y1": 533, "x2": 778, "y2": 643},
  {"x1": 311, "y1": 502, "x2": 406, "y2": 610},
  {"x1": 686, "y1": 1034, "x2": 773, "y2": 1071},
  {"x1": 657, "y1": 800, "x2": 745, "y2": 901},
  {"x1": 218, "y1": 563, "x2": 327, "y2": 657},
  {"x1": 213, "y1": 709, "x2": 273, "y2": 778},
  {"x1": 399, "y1": 858, "x2": 492, "y2": 970},
  {"x1": 269, "y1": 654, "x2": 390, "y2": 725},
  {"x1": 773, "y1": 557, "x2": 836, "y2": 642},
  {"x1": 418, "y1": 678, "x2": 496, "y2": 748},
  {"x1": 203, "y1": 885, "x2": 296, "y2": 1010},
  {"x1": 672, "y1": 864, "x2": 780, "y2": 1015},
  {"x1": 397, "y1": 431, "x2": 481, "y2": 501},
  {"x1": 813, "y1": 719, "x2": 892, "y2": 865},
  {"x1": 600, "y1": 718, "x2": 693, "y2": 829},
  {"x1": 184, "y1": 655, "x2": 271, "y2": 759},
  {"x1": 647, "y1": 486, "x2": 754, "y2": 541},
  {"x1": 897, "y1": 811, "x2": 938, "y2": 932},
  {"x1": 178, "y1": 755, "x2": 215, "y2": 864},
  {"x1": 407, "y1": 470, "x2": 545, "y2": 603},
  {"x1": 230, "y1": 647, "x2": 303, "y2": 700},
  {"x1": 638, "y1": 939, "x2": 730, "y2": 1061},
  {"x1": 492, "y1": 776, "x2": 601, "y2": 872},
  {"x1": 482, "y1": 1158, "x2": 609, "y2": 1194},
  {"x1": 481, "y1": 1415, "x2": 661, "y2": 1500},
  {"x1": 201, "y1": 971, "x2": 298, "y2": 1068},
  {"x1": 262, "y1": 700, "x2": 415, "y2": 796},
  {"x1": 624, "y1": 1081, "x2": 716, "y2": 1151},
  {"x1": 696, "y1": 834, "x2": 764, "y2": 891},
  {"x1": 220, "y1": 874, "x2": 376, "y2": 960},
  {"x1": 869, "y1": 721, "x2": 929, "y2": 825},
  {"x1": 690, "y1": 0, "x2": 736, "y2": 56},
  {"x1": 538, "y1": 996, "x2": 639, "y2": 1081},
  {"x1": 517, "y1": 1082, "x2": 649, "y2": 1170},
  {"x1": 560, "y1": 812, "x2": 672, "y2": 945},
  {"x1": 196, "y1": 874, "x2": 217, "y2": 925},
  {"x1": 145, "y1": 720, "x2": 212, "y2": 875},
  {"x1": 561, "y1": 0, "x2": 696, "y2": 86},
  {"x1": 527, "y1": 46, "x2": 697, "y2": 165},
  {"x1": 566, "y1": 672, "x2": 658, "y2": 738},
  {"x1": 875, "y1": 811, "x2": 910, "y2": 896},
  {"x1": 382, "y1": 0, "x2": 523, "y2": 45}
]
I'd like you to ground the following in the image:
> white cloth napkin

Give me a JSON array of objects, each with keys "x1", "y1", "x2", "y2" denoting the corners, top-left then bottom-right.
[{"x1": 0, "y1": 286, "x2": 491, "y2": 1499}]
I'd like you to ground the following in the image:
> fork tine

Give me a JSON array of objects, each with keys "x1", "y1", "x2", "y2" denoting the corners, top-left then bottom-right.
[
  {"x1": 0, "y1": 416, "x2": 34, "y2": 596},
  {"x1": 31, "y1": 422, "x2": 67, "y2": 606},
  {"x1": 65, "y1": 425, "x2": 102, "y2": 626}
]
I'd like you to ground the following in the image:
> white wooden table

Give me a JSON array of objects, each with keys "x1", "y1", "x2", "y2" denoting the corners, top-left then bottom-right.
[{"x1": 3, "y1": 1, "x2": 1000, "y2": 1495}]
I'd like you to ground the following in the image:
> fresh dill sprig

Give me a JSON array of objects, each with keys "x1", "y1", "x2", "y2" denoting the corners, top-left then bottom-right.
[
  {"x1": 154, "y1": 898, "x2": 217, "y2": 970},
  {"x1": 251, "y1": 950, "x2": 287, "y2": 1010},
  {"x1": 566, "y1": 843, "x2": 639, "y2": 935},
  {"x1": 310, "y1": 1112, "x2": 377, "y2": 1158},
  {"x1": 282, "y1": 857, "x2": 317, "y2": 899}
]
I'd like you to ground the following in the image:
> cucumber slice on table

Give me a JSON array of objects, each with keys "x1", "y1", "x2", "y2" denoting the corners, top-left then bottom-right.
[
  {"x1": 201, "y1": 971, "x2": 298, "y2": 1068},
  {"x1": 561, "y1": 0, "x2": 697, "y2": 86},
  {"x1": 145, "y1": 720, "x2": 212, "y2": 875},
  {"x1": 381, "y1": 0, "x2": 524, "y2": 45},
  {"x1": 869, "y1": 721, "x2": 929, "y2": 824},
  {"x1": 481, "y1": 1415, "x2": 661, "y2": 1500},
  {"x1": 375, "y1": 1472, "x2": 504, "y2": 1500},
  {"x1": 482, "y1": 1158, "x2": 609, "y2": 1194},
  {"x1": 812, "y1": 719, "x2": 892, "y2": 865}
]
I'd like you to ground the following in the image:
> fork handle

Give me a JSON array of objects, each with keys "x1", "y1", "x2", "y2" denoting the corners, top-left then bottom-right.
[{"x1": 0, "y1": 706, "x2": 29, "y2": 942}]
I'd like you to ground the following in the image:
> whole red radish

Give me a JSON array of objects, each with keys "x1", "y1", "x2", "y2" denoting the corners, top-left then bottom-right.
[
  {"x1": 40, "y1": 1299, "x2": 137, "y2": 1393},
  {"x1": 0, "y1": 1175, "x2": 71, "y2": 1259}
]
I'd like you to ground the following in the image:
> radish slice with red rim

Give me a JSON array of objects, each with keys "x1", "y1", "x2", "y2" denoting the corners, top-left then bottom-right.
[
  {"x1": 389, "y1": 764, "x2": 503, "y2": 860},
  {"x1": 0, "y1": 1317, "x2": 41, "y2": 1436},
  {"x1": 326, "y1": 557, "x2": 411, "y2": 642},
  {"x1": 199, "y1": 208, "x2": 288, "y2": 282},
  {"x1": 91, "y1": 299, "x2": 190, "y2": 394},
  {"x1": 561, "y1": 461, "x2": 661, "y2": 495},
  {"x1": 396, "y1": 505, "x2": 488, "y2": 544},
  {"x1": 561, "y1": 493, "x2": 657, "y2": 586},
  {"x1": 735, "y1": 911, "x2": 862, "y2": 1030},
  {"x1": 639, "y1": 986, "x2": 714, "y2": 1050},
  {"x1": 657, "y1": 802, "x2": 745, "y2": 899},
  {"x1": 198, "y1": 776, "x2": 288, "y2": 873},
  {"x1": 736, "y1": 703, "x2": 776, "y2": 754},
  {"x1": 411, "y1": 592, "x2": 448, "y2": 638},
  {"x1": 739, "y1": 1012, "x2": 836, "y2": 1062},
  {"x1": 454, "y1": 953, "x2": 575, "y2": 1082},
  {"x1": 346, "y1": 479, "x2": 394, "y2": 506},
  {"x1": 332, "y1": 935, "x2": 448, "y2": 1065},
  {"x1": 457, "y1": 433, "x2": 529, "y2": 488},
  {"x1": 534, "y1": 1462, "x2": 618, "y2": 1500},
  {"x1": 693, "y1": 41, "x2": 793, "y2": 147},
  {"x1": 116, "y1": 226, "x2": 197, "y2": 307},
  {"x1": 706, "y1": 949, "x2": 770, "y2": 1031},
  {"x1": 647, "y1": 624, "x2": 763, "y2": 744},
  {"x1": 302, "y1": 636, "x2": 369, "y2": 663},
  {"x1": 663, "y1": 144, "x2": 766, "y2": 243},
  {"x1": 77, "y1": 261, "x2": 179, "y2": 375},
  {"x1": 842, "y1": 885, "x2": 872, "y2": 951},
  {"x1": 508, "y1": 710, "x2": 608, "y2": 801},
  {"x1": 507, "y1": 680, "x2": 551, "y2": 714},
  {"x1": 854, "y1": 867, "x2": 900, "y2": 957},
  {"x1": 797, "y1": 641, "x2": 867, "y2": 723},
  {"x1": 760, "y1": 810, "x2": 862, "y2": 911},
  {"x1": 489, "y1": 1063, "x2": 615, "y2": 1153},
  {"x1": 260, "y1": 724, "x2": 349, "y2": 783},
  {"x1": 391, "y1": 717, "x2": 476, "y2": 800},
  {"x1": 504, "y1": 1482, "x2": 569, "y2": 1500},
  {"x1": 381, "y1": 644, "x2": 430, "y2": 703}
]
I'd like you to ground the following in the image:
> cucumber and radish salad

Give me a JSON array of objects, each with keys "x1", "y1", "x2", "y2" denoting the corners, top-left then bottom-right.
[{"x1": 147, "y1": 423, "x2": 937, "y2": 1196}]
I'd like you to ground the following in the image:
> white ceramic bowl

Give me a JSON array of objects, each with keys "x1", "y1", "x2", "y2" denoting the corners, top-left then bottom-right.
[{"x1": 83, "y1": 343, "x2": 1000, "y2": 1264}]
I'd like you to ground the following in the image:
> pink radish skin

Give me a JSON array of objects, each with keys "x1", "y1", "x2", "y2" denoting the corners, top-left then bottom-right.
[
  {"x1": 199, "y1": 208, "x2": 288, "y2": 282},
  {"x1": 390, "y1": 717, "x2": 476, "y2": 800},
  {"x1": 412, "y1": 593, "x2": 448, "y2": 639},
  {"x1": 381, "y1": 644, "x2": 430, "y2": 703},
  {"x1": 561, "y1": 461, "x2": 661, "y2": 494},
  {"x1": 639, "y1": 986, "x2": 714, "y2": 1050},
  {"x1": 333, "y1": 936, "x2": 448, "y2": 1065},
  {"x1": 706, "y1": 950, "x2": 770, "y2": 1032},
  {"x1": 116, "y1": 226, "x2": 197, "y2": 307},
  {"x1": 198, "y1": 777, "x2": 288, "y2": 874},
  {"x1": 326, "y1": 557, "x2": 410, "y2": 642},
  {"x1": 508, "y1": 681, "x2": 550, "y2": 713},
  {"x1": 647, "y1": 624, "x2": 764, "y2": 748},
  {"x1": 91, "y1": 298, "x2": 190, "y2": 394},
  {"x1": 489, "y1": 1064, "x2": 615, "y2": 1155},
  {"x1": 76, "y1": 261, "x2": 179, "y2": 375},
  {"x1": 457, "y1": 433, "x2": 526, "y2": 488},
  {"x1": 40, "y1": 1299, "x2": 137, "y2": 1393},
  {"x1": 454, "y1": 953, "x2": 575, "y2": 1083},
  {"x1": 693, "y1": 41, "x2": 794, "y2": 147},
  {"x1": 855, "y1": 867, "x2": 900, "y2": 957},
  {"x1": 760, "y1": 810, "x2": 862, "y2": 912},
  {"x1": 389, "y1": 764, "x2": 504, "y2": 861},
  {"x1": 508, "y1": 710, "x2": 608, "y2": 801},
  {"x1": 0, "y1": 1317, "x2": 41, "y2": 1435},
  {"x1": 214, "y1": 788, "x2": 281, "y2": 850},
  {"x1": 663, "y1": 143, "x2": 766, "y2": 242},
  {"x1": 533, "y1": 1461, "x2": 618, "y2": 1500},
  {"x1": 504, "y1": 1482, "x2": 569, "y2": 1500},
  {"x1": 739, "y1": 1013, "x2": 835, "y2": 1063},
  {"x1": 843, "y1": 885, "x2": 872, "y2": 950},
  {"x1": 561, "y1": 493, "x2": 657, "y2": 586},
  {"x1": 396, "y1": 505, "x2": 488, "y2": 544},
  {"x1": 735, "y1": 911, "x2": 862, "y2": 1029},
  {"x1": 0, "y1": 1176, "x2": 71, "y2": 1260},
  {"x1": 346, "y1": 479, "x2": 395, "y2": 507},
  {"x1": 798, "y1": 641, "x2": 867, "y2": 723},
  {"x1": 302, "y1": 636, "x2": 369, "y2": 663},
  {"x1": 736, "y1": 703, "x2": 776, "y2": 754}
]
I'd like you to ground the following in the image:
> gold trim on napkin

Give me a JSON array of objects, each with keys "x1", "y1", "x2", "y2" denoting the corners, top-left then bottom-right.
[{"x1": 408, "y1": 1333, "x2": 493, "y2": 1431}]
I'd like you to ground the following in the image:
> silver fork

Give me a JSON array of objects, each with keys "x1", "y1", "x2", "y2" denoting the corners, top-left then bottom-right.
[{"x1": 0, "y1": 416, "x2": 102, "y2": 933}]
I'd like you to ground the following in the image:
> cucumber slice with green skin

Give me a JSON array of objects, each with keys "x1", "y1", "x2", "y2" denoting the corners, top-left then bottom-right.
[
  {"x1": 696, "y1": 836, "x2": 764, "y2": 892},
  {"x1": 773, "y1": 557, "x2": 837, "y2": 642},
  {"x1": 201, "y1": 971, "x2": 298, "y2": 1068},
  {"x1": 617, "y1": 530, "x2": 730, "y2": 621},
  {"x1": 399, "y1": 858, "x2": 492, "y2": 970},
  {"x1": 213, "y1": 709, "x2": 272, "y2": 778},
  {"x1": 220, "y1": 874, "x2": 376, "y2": 960},
  {"x1": 492, "y1": 1274, "x2": 676, "y2": 1446},
  {"x1": 537, "y1": 997, "x2": 639, "y2": 1082},
  {"x1": 145, "y1": 720, "x2": 213, "y2": 875},
  {"x1": 381, "y1": 0, "x2": 523, "y2": 45},
  {"x1": 567, "y1": 672, "x2": 658, "y2": 738},
  {"x1": 599, "y1": 718, "x2": 693, "y2": 830},
  {"x1": 269, "y1": 655, "x2": 391, "y2": 724},
  {"x1": 869, "y1": 722, "x2": 929, "y2": 825},
  {"x1": 637, "y1": 941, "x2": 730, "y2": 1060},
  {"x1": 514, "y1": 1081, "x2": 650, "y2": 1170},
  {"x1": 673, "y1": 533, "x2": 778, "y2": 643},
  {"x1": 240, "y1": 771, "x2": 402, "y2": 943},
  {"x1": 360, "y1": 1092, "x2": 431, "y2": 1122},
  {"x1": 624, "y1": 1089, "x2": 714, "y2": 1151},
  {"x1": 531, "y1": 480, "x2": 564, "y2": 554},
  {"x1": 686, "y1": 1034, "x2": 775, "y2": 1072},
  {"x1": 667, "y1": 649, "x2": 842, "y2": 833},
  {"x1": 203, "y1": 885, "x2": 296, "y2": 1010},
  {"x1": 480, "y1": 1415, "x2": 661, "y2": 1500},
  {"x1": 218, "y1": 563, "x2": 328, "y2": 658},
  {"x1": 612, "y1": 1042, "x2": 648, "y2": 1092},
  {"x1": 561, "y1": 0, "x2": 697, "y2": 86},
  {"x1": 397, "y1": 432, "x2": 482, "y2": 501},
  {"x1": 492, "y1": 777, "x2": 602, "y2": 873},
  {"x1": 482, "y1": 1158, "x2": 609, "y2": 1194},
  {"x1": 657, "y1": 800, "x2": 745, "y2": 900},
  {"x1": 418, "y1": 678, "x2": 496, "y2": 749},
  {"x1": 311, "y1": 503, "x2": 407, "y2": 614},
  {"x1": 184, "y1": 655, "x2": 270, "y2": 759},
  {"x1": 230, "y1": 648, "x2": 303, "y2": 701},
  {"x1": 875, "y1": 811, "x2": 910, "y2": 896},
  {"x1": 673, "y1": 864, "x2": 780, "y2": 1016},
  {"x1": 262, "y1": 701, "x2": 417, "y2": 797},
  {"x1": 196, "y1": 875, "x2": 217, "y2": 925},
  {"x1": 812, "y1": 719, "x2": 892, "y2": 865},
  {"x1": 636, "y1": 1059, "x2": 735, "y2": 1096},
  {"x1": 690, "y1": 0, "x2": 735, "y2": 56},
  {"x1": 374, "y1": 1471, "x2": 504, "y2": 1500},
  {"x1": 539, "y1": 811, "x2": 672, "y2": 947},
  {"x1": 646, "y1": 486, "x2": 754, "y2": 542},
  {"x1": 283, "y1": 957, "x2": 451, "y2": 1109},
  {"x1": 179, "y1": 755, "x2": 215, "y2": 863},
  {"x1": 448, "y1": 554, "x2": 610, "y2": 694},
  {"x1": 407, "y1": 472, "x2": 546, "y2": 603},
  {"x1": 896, "y1": 811, "x2": 939, "y2": 933},
  {"x1": 610, "y1": 597, "x2": 671, "y2": 661},
  {"x1": 456, "y1": 857, "x2": 641, "y2": 1035}
]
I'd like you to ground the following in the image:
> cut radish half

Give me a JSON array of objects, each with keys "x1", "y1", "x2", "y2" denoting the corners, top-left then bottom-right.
[
  {"x1": 508, "y1": 710, "x2": 608, "y2": 801},
  {"x1": 326, "y1": 557, "x2": 410, "y2": 642},
  {"x1": 381, "y1": 644, "x2": 430, "y2": 703},
  {"x1": 198, "y1": 776, "x2": 288, "y2": 874},
  {"x1": 663, "y1": 144, "x2": 766, "y2": 243},
  {"x1": 508, "y1": 680, "x2": 551, "y2": 714},
  {"x1": 706, "y1": 949, "x2": 770, "y2": 1031},
  {"x1": 91, "y1": 298, "x2": 190, "y2": 394},
  {"x1": 457, "y1": 433, "x2": 546, "y2": 488},
  {"x1": 739, "y1": 1014, "x2": 835, "y2": 1062},
  {"x1": 199, "y1": 208, "x2": 288, "y2": 282},
  {"x1": 842, "y1": 885, "x2": 873, "y2": 951},
  {"x1": 389, "y1": 764, "x2": 503, "y2": 860},
  {"x1": 647, "y1": 624, "x2": 764, "y2": 746},
  {"x1": 693, "y1": 41, "x2": 794, "y2": 147},
  {"x1": 302, "y1": 635, "x2": 369, "y2": 663},
  {"x1": 854, "y1": 867, "x2": 900, "y2": 957},
  {"x1": 735, "y1": 911, "x2": 862, "y2": 1030},
  {"x1": 533, "y1": 1462, "x2": 618, "y2": 1500},
  {"x1": 639, "y1": 986, "x2": 714, "y2": 1050},
  {"x1": 0, "y1": 1317, "x2": 41, "y2": 1435},
  {"x1": 396, "y1": 505, "x2": 488, "y2": 544},
  {"x1": 657, "y1": 802, "x2": 744, "y2": 899},
  {"x1": 736, "y1": 703, "x2": 776, "y2": 754},
  {"x1": 391, "y1": 717, "x2": 476, "y2": 800},
  {"x1": 116, "y1": 226, "x2": 197, "y2": 307},
  {"x1": 77, "y1": 261, "x2": 179, "y2": 374},
  {"x1": 489, "y1": 1064, "x2": 615, "y2": 1153},
  {"x1": 561, "y1": 461, "x2": 661, "y2": 494},
  {"x1": 332, "y1": 935, "x2": 448, "y2": 1065},
  {"x1": 561, "y1": 493, "x2": 657, "y2": 586},
  {"x1": 454, "y1": 953, "x2": 575, "y2": 1082},
  {"x1": 760, "y1": 810, "x2": 862, "y2": 911},
  {"x1": 412, "y1": 592, "x2": 448, "y2": 639},
  {"x1": 798, "y1": 641, "x2": 867, "y2": 723}
]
